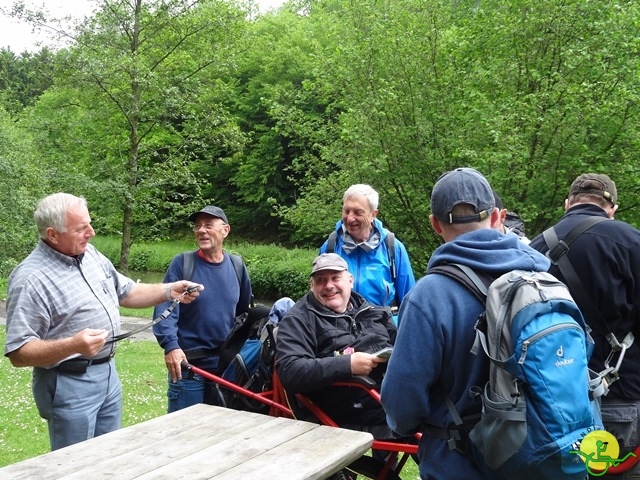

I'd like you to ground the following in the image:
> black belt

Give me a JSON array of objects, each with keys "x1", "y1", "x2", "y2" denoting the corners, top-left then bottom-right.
[
  {"x1": 58, "y1": 353, "x2": 115, "y2": 374},
  {"x1": 185, "y1": 348, "x2": 220, "y2": 362}
]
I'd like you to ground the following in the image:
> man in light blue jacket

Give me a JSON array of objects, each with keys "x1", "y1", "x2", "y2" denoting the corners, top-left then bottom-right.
[
  {"x1": 381, "y1": 168, "x2": 550, "y2": 479},
  {"x1": 320, "y1": 184, "x2": 415, "y2": 312}
]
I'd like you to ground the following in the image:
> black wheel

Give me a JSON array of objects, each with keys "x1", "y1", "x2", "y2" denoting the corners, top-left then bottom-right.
[{"x1": 345, "y1": 455, "x2": 402, "y2": 480}]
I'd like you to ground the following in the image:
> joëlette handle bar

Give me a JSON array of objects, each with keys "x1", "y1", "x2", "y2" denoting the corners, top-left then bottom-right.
[
  {"x1": 181, "y1": 361, "x2": 292, "y2": 417},
  {"x1": 295, "y1": 378, "x2": 420, "y2": 456}
]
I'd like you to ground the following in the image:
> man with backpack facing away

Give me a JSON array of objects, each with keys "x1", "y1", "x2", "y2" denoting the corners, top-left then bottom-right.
[
  {"x1": 320, "y1": 184, "x2": 415, "y2": 313},
  {"x1": 381, "y1": 168, "x2": 552, "y2": 479},
  {"x1": 529, "y1": 173, "x2": 640, "y2": 479},
  {"x1": 153, "y1": 205, "x2": 252, "y2": 412}
]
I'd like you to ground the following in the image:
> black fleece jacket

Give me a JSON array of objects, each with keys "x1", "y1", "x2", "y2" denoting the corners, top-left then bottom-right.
[
  {"x1": 530, "y1": 203, "x2": 640, "y2": 400},
  {"x1": 276, "y1": 290, "x2": 396, "y2": 425}
]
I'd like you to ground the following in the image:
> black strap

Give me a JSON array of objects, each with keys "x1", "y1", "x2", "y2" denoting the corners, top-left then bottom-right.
[
  {"x1": 542, "y1": 216, "x2": 611, "y2": 339},
  {"x1": 182, "y1": 251, "x2": 197, "y2": 282},
  {"x1": 227, "y1": 252, "x2": 244, "y2": 286},
  {"x1": 106, "y1": 295, "x2": 183, "y2": 344},
  {"x1": 543, "y1": 216, "x2": 609, "y2": 266},
  {"x1": 386, "y1": 231, "x2": 396, "y2": 284},
  {"x1": 326, "y1": 230, "x2": 338, "y2": 254}
]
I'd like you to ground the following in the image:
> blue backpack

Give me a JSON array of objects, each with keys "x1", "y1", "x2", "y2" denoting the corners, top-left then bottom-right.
[
  {"x1": 218, "y1": 298, "x2": 294, "y2": 413},
  {"x1": 429, "y1": 265, "x2": 604, "y2": 480}
]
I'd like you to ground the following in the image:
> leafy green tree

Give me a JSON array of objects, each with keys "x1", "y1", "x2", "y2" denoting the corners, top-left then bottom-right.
[
  {"x1": 0, "y1": 106, "x2": 48, "y2": 274},
  {"x1": 453, "y1": 0, "x2": 640, "y2": 234},
  {"x1": 4, "y1": 0, "x2": 640, "y2": 276},
  {"x1": 0, "y1": 47, "x2": 56, "y2": 113},
  {"x1": 277, "y1": 0, "x2": 640, "y2": 268},
  {"x1": 222, "y1": 5, "x2": 343, "y2": 244},
  {"x1": 20, "y1": 0, "x2": 250, "y2": 271}
]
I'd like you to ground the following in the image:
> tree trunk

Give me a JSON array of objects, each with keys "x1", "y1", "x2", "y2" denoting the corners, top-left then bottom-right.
[{"x1": 119, "y1": 0, "x2": 143, "y2": 273}]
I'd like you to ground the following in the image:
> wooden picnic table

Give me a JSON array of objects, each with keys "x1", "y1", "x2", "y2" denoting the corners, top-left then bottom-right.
[{"x1": 0, "y1": 403, "x2": 373, "y2": 479}]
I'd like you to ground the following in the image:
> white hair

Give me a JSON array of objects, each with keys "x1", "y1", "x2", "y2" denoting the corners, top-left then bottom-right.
[
  {"x1": 34, "y1": 193, "x2": 87, "y2": 239},
  {"x1": 343, "y1": 184, "x2": 379, "y2": 211}
]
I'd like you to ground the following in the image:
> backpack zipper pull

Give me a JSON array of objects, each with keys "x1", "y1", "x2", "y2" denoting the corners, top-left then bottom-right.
[{"x1": 519, "y1": 340, "x2": 529, "y2": 364}]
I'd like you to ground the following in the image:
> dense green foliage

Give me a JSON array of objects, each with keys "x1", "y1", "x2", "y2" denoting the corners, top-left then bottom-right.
[
  {"x1": 92, "y1": 236, "x2": 317, "y2": 301},
  {"x1": 1, "y1": 0, "x2": 639, "y2": 275}
]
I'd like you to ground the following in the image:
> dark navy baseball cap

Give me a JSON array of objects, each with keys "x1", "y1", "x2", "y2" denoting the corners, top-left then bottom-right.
[
  {"x1": 431, "y1": 168, "x2": 495, "y2": 224},
  {"x1": 188, "y1": 205, "x2": 229, "y2": 224}
]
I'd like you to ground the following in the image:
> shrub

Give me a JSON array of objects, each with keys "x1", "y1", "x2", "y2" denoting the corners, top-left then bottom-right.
[{"x1": 92, "y1": 237, "x2": 317, "y2": 302}]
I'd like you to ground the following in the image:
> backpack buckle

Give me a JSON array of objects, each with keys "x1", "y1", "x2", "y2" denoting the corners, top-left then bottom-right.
[
  {"x1": 546, "y1": 240, "x2": 569, "y2": 265},
  {"x1": 601, "y1": 341, "x2": 630, "y2": 388},
  {"x1": 446, "y1": 430, "x2": 468, "y2": 455},
  {"x1": 600, "y1": 366, "x2": 619, "y2": 391}
]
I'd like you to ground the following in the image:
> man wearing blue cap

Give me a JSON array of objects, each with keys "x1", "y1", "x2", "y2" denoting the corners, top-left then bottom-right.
[
  {"x1": 381, "y1": 168, "x2": 550, "y2": 479},
  {"x1": 153, "y1": 205, "x2": 252, "y2": 412}
]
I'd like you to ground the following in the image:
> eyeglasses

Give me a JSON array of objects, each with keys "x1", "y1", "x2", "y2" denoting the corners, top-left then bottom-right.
[{"x1": 193, "y1": 222, "x2": 227, "y2": 231}]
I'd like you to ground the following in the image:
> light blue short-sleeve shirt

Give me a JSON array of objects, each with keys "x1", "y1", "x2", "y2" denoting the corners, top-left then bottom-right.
[{"x1": 4, "y1": 241, "x2": 134, "y2": 367}]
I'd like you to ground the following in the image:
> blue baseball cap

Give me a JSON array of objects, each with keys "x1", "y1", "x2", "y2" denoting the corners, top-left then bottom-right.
[{"x1": 431, "y1": 168, "x2": 495, "y2": 224}]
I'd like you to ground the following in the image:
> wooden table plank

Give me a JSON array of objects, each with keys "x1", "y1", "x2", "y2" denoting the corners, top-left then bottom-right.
[
  {"x1": 214, "y1": 424, "x2": 373, "y2": 480},
  {"x1": 0, "y1": 404, "x2": 374, "y2": 480},
  {"x1": 134, "y1": 416, "x2": 325, "y2": 480},
  {"x1": 58, "y1": 412, "x2": 274, "y2": 479},
  {"x1": 2, "y1": 405, "x2": 257, "y2": 480}
]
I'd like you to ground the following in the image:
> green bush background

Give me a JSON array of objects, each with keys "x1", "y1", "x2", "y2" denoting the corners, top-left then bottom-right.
[{"x1": 92, "y1": 236, "x2": 318, "y2": 303}]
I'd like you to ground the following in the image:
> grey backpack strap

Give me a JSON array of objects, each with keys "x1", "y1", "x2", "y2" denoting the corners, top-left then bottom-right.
[
  {"x1": 428, "y1": 264, "x2": 497, "y2": 359},
  {"x1": 326, "y1": 230, "x2": 338, "y2": 253},
  {"x1": 428, "y1": 263, "x2": 491, "y2": 303}
]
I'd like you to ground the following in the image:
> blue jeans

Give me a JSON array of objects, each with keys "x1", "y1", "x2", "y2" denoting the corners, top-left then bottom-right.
[
  {"x1": 33, "y1": 361, "x2": 122, "y2": 451},
  {"x1": 167, "y1": 371, "x2": 217, "y2": 413}
]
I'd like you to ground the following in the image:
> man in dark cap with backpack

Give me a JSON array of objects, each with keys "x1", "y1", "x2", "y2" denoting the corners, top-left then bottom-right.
[
  {"x1": 530, "y1": 173, "x2": 640, "y2": 479},
  {"x1": 381, "y1": 168, "x2": 551, "y2": 479},
  {"x1": 153, "y1": 205, "x2": 252, "y2": 412}
]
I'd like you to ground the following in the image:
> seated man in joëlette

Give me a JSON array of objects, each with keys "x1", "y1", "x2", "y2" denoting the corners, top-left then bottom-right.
[{"x1": 275, "y1": 253, "x2": 396, "y2": 437}]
